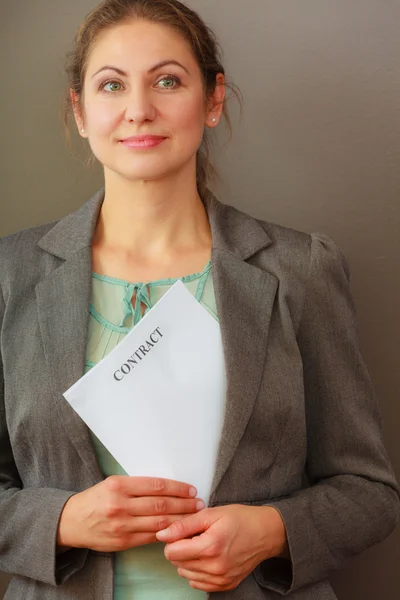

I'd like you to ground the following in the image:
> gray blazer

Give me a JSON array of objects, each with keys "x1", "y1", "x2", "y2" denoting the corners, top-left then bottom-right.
[{"x1": 0, "y1": 189, "x2": 398, "y2": 600}]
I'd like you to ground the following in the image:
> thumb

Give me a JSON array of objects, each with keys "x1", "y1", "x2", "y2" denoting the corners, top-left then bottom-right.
[{"x1": 156, "y1": 510, "x2": 210, "y2": 542}]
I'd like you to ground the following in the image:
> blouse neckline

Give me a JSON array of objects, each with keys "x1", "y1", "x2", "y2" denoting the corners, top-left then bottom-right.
[{"x1": 92, "y1": 259, "x2": 212, "y2": 288}]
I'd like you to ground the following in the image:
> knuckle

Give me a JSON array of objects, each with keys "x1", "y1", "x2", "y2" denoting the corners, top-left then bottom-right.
[
  {"x1": 156, "y1": 517, "x2": 170, "y2": 531},
  {"x1": 171, "y1": 519, "x2": 185, "y2": 536},
  {"x1": 226, "y1": 579, "x2": 237, "y2": 591},
  {"x1": 203, "y1": 541, "x2": 222, "y2": 558},
  {"x1": 155, "y1": 499, "x2": 167, "y2": 514},
  {"x1": 104, "y1": 476, "x2": 121, "y2": 493},
  {"x1": 152, "y1": 478, "x2": 165, "y2": 493},
  {"x1": 104, "y1": 501, "x2": 120, "y2": 518},
  {"x1": 109, "y1": 520, "x2": 124, "y2": 536},
  {"x1": 212, "y1": 561, "x2": 227, "y2": 576},
  {"x1": 113, "y1": 536, "x2": 127, "y2": 551}
]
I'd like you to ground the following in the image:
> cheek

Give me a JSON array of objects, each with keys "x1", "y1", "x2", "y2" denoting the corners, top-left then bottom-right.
[
  {"x1": 170, "y1": 96, "x2": 206, "y2": 146},
  {"x1": 84, "y1": 100, "x2": 120, "y2": 133}
]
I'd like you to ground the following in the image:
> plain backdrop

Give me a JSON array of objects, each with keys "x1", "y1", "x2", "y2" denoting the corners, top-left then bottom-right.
[{"x1": 0, "y1": 1, "x2": 399, "y2": 598}]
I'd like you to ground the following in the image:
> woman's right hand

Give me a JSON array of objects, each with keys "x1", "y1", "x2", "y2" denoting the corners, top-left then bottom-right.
[{"x1": 56, "y1": 476, "x2": 205, "y2": 552}]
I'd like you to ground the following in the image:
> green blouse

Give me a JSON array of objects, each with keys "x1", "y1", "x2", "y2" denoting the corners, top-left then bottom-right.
[{"x1": 85, "y1": 260, "x2": 217, "y2": 600}]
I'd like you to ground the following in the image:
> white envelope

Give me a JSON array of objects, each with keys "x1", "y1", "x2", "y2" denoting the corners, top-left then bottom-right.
[{"x1": 64, "y1": 280, "x2": 227, "y2": 505}]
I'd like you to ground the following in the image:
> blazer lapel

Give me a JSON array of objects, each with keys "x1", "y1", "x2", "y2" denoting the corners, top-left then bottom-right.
[
  {"x1": 204, "y1": 194, "x2": 278, "y2": 501},
  {"x1": 35, "y1": 191, "x2": 105, "y2": 484}
]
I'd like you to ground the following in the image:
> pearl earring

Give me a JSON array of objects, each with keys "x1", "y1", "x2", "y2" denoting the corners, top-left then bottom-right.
[
  {"x1": 212, "y1": 118, "x2": 217, "y2": 123},
  {"x1": 81, "y1": 128, "x2": 85, "y2": 134}
]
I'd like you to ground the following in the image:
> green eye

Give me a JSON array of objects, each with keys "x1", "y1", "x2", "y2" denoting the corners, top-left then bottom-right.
[
  {"x1": 157, "y1": 76, "x2": 180, "y2": 89},
  {"x1": 102, "y1": 81, "x2": 122, "y2": 92}
]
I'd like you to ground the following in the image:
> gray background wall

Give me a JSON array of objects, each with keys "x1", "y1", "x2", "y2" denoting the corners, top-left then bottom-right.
[{"x1": 0, "y1": 0, "x2": 399, "y2": 598}]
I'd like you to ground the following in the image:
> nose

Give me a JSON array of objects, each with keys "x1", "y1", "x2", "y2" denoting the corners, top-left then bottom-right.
[{"x1": 124, "y1": 84, "x2": 156, "y2": 124}]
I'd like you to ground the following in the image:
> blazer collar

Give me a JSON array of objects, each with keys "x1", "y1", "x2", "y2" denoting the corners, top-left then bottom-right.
[{"x1": 37, "y1": 188, "x2": 272, "y2": 261}]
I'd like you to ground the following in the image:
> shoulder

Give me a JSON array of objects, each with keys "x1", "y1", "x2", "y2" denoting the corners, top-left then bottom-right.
[
  {"x1": 0, "y1": 220, "x2": 59, "y2": 296},
  {"x1": 0, "y1": 188, "x2": 103, "y2": 298},
  {"x1": 220, "y1": 200, "x2": 347, "y2": 277},
  {"x1": 258, "y1": 218, "x2": 348, "y2": 277},
  {"x1": 0, "y1": 220, "x2": 58, "y2": 253},
  {"x1": 218, "y1": 201, "x2": 351, "y2": 330}
]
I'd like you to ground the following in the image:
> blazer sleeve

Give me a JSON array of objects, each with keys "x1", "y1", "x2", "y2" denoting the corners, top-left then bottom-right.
[
  {"x1": 254, "y1": 232, "x2": 400, "y2": 595},
  {"x1": 0, "y1": 284, "x2": 89, "y2": 585}
]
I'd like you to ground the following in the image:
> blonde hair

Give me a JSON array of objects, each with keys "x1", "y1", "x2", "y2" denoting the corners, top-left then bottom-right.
[{"x1": 63, "y1": 0, "x2": 242, "y2": 199}]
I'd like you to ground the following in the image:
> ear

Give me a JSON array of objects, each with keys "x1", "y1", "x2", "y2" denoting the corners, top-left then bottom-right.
[
  {"x1": 70, "y1": 89, "x2": 86, "y2": 137},
  {"x1": 205, "y1": 73, "x2": 226, "y2": 128}
]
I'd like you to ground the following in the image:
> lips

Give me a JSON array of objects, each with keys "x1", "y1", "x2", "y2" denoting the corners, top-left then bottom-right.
[
  {"x1": 119, "y1": 134, "x2": 167, "y2": 149},
  {"x1": 120, "y1": 135, "x2": 166, "y2": 143}
]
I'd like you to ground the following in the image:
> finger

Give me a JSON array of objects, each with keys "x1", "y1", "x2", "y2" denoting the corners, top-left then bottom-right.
[
  {"x1": 105, "y1": 475, "x2": 198, "y2": 499},
  {"x1": 189, "y1": 581, "x2": 232, "y2": 593},
  {"x1": 177, "y1": 569, "x2": 235, "y2": 592},
  {"x1": 129, "y1": 496, "x2": 205, "y2": 517},
  {"x1": 170, "y1": 559, "x2": 209, "y2": 572},
  {"x1": 156, "y1": 511, "x2": 210, "y2": 543},
  {"x1": 163, "y1": 531, "x2": 215, "y2": 562},
  {"x1": 126, "y1": 532, "x2": 157, "y2": 547},
  {"x1": 102, "y1": 532, "x2": 158, "y2": 551},
  {"x1": 177, "y1": 568, "x2": 223, "y2": 585},
  {"x1": 128, "y1": 514, "x2": 189, "y2": 534}
]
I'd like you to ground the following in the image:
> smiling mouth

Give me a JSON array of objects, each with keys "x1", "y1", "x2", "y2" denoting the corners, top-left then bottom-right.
[{"x1": 119, "y1": 136, "x2": 167, "y2": 148}]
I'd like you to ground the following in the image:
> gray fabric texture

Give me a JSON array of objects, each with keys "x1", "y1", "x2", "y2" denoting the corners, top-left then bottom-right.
[{"x1": 0, "y1": 188, "x2": 398, "y2": 599}]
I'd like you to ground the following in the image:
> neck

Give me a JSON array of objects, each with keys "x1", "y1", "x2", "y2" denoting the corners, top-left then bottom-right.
[{"x1": 93, "y1": 166, "x2": 212, "y2": 262}]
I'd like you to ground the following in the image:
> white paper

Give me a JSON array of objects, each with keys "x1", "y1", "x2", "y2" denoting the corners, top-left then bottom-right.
[{"x1": 64, "y1": 280, "x2": 227, "y2": 505}]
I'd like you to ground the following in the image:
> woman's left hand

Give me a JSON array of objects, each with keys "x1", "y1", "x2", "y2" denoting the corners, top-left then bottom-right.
[{"x1": 156, "y1": 504, "x2": 288, "y2": 592}]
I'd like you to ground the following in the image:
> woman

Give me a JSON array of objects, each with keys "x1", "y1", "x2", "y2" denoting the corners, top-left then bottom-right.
[{"x1": 0, "y1": 0, "x2": 398, "y2": 598}]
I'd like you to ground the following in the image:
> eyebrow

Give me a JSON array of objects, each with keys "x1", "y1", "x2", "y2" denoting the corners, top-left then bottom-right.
[{"x1": 91, "y1": 60, "x2": 190, "y2": 79}]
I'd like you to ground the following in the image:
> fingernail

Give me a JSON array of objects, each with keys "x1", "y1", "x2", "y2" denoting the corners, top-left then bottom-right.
[
  {"x1": 189, "y1": 487, "x2": 197, "y2": 497},
  {"x1": 156, "y1": 529, "x2": 169, "y2": 540},
  {"x1": 196, "y1": 500, "x2": 205, "y2": 511}
]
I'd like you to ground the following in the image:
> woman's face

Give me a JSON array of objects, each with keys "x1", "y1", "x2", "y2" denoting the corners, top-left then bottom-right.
[{"x1": 72, "y1": 19, "x2": 223, "y2": 183}]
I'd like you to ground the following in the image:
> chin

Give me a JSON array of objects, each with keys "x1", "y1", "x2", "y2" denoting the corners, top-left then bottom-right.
[
  {"x1": 106, "y1": 155, "x2": 190, "y2": 182},
  {"x1": 110, "y1": 165, "x2": 179, "y2": 183},
  {"x1": 125, "y1": 171, "x2": 172, "y2": 182}
]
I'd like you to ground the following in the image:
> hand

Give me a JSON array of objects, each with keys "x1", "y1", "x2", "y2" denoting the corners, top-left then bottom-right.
[
  {"x1": 156, "y1": 504, "x2": 288, "y2": 593},
  {"x1": 57, "y1": 476, "x2": 204, "y2": 552}
]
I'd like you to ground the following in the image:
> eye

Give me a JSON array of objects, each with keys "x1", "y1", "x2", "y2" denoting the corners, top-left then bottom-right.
[
  {"x1": 156, "y1": 75, "x2": 181, "y2": 90},
  {"x1": 99, "y1": 80, "x2": 124, "y2": 93}
]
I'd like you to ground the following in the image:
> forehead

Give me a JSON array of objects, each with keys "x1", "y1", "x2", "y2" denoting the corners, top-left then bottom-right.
[{"x1": 87, "y1": 19, "x2": 198, "y2": 73}]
